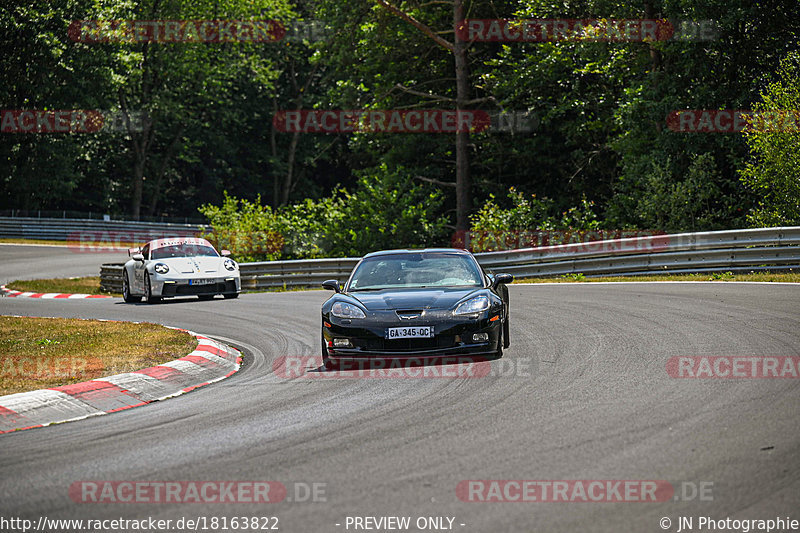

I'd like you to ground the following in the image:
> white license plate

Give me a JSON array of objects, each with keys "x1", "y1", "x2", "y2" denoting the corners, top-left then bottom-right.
[
  {"x1": 386, "y1": 326, "x2": 433, "y2": 339},
  {"x1": 189, "y1": 279, "x2": 214, "y2": 285}
]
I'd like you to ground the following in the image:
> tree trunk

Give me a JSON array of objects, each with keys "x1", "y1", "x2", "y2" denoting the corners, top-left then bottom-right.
[
  {"x1": 271, "y1": 98, "x2": 280, "y2": 206},
  {"x1": 132, "y1": 156, "x2": 144, "y2": 220},
  {"x1": 281, "y1": 131, "x2": 300, "y2": 206},
  {"x1": 374, "y1": 0, "x2": 472, "y2": 231},
  {"x1": 146, "y1": 126, "x2": 183, "y2": 216},
  {"x1": 453, "y1": 0, "x2": 471, "y2": 232},
  {"x1": 644, "y1": 3, "x2": 663, "y2": 73}
]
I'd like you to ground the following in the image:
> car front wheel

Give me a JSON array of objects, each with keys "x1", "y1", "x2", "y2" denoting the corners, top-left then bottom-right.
[
  {"x1": 493, "y1": 327, "x2": 504, "y2": 360},
  {"x1": 144, "y1": 273, "x2": 160, "y2": 304},
  {"x1": 122, "y1": 270, "x2": 141, "y2": 303},
  {"x1": 322, "y1": 333, "x2": 336, "y2": 370}
]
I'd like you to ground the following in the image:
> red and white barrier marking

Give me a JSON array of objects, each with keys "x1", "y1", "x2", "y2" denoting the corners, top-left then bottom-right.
[
  {"x1": 0, "y1": 330, "x2": 241, "y2": 433},
  {"x1": 0, "y1": 285, "x2": 112, "y2": 299}
]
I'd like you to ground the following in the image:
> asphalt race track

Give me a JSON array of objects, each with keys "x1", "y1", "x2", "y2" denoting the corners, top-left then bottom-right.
[{"x1": 1, "y1": 244, "x2": 799, "y2": 532}]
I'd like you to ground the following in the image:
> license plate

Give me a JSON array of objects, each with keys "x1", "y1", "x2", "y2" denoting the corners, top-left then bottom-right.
[
  {"x1": 189, "y1": 279, "x2": 214, "y2": 285},
  {"x1": 386, "y1": 326, "x2": 433, "y2": 339}
]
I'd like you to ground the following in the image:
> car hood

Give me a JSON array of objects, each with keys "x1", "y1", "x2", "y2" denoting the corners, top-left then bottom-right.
[
  {"x1": 348, "y1": 287, "x2": 482, "y2": 311},
  {"x1": 154, "y1": 256, "x2": 222, "y2": 274}
]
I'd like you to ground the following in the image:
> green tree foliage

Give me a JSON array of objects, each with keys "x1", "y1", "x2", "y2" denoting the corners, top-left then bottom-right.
[
  {"x1": 2, "y1": 0, "x2": 799, "y2": 243},
  {"x1": 633, "y1": 153, "x2": 723, "y2": 232},
  {"x1": 198, "y1": 193, "x2": 286, "y2": 262},
  {"x1": 740, "y1": 51, "x2": 800, "y2": 226},
  {"x1": 198, "y1": 165, "x2": 449, "y2": 260},
  {"x1": 468, "y1": 187, "x2": 600, "y2": 250}
]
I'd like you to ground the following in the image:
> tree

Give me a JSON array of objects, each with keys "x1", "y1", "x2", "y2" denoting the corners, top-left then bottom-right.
[
  {"x1": 368, "y1": 0, "x2": 481, "y2": 231},
  {"x1": 739, "y1": 51, "x2": 800, "y2": 226}
]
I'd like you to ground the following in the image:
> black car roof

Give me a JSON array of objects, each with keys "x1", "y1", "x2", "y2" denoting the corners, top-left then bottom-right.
[{"x1": 362, "y1": 248, "x2": 471, "y2": 259}]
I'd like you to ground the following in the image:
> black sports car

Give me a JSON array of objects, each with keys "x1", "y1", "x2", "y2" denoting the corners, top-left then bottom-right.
[{"x1": 321, "y1": 248, "x2": 513, "y2": 368}]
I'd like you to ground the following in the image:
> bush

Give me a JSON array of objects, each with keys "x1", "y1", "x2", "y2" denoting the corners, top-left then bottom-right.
[
  {"x1": 198, "y1": 193, "x2": 285, "y2": 262},
  {"x1": 466, "y1": 188, "x2": 601, "y2": 251},
  {"x1": 740, "y1": 51, "x2": 800, "y2": 226},
  {"x1": 198, "y1": 165, "x2": 450, "y2": 260},
  {"x1": 634, "y1": 153, "x2": 724, "y2": 233}
]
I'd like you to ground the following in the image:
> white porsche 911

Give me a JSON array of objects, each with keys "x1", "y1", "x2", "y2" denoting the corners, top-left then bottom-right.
[{"x1": 122, "y1": 237, "x2": 240, "y2": 303}]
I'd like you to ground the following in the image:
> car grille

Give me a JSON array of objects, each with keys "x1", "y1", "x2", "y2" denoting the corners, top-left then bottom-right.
[
  {"x1": 162, "y1": 280, "x2": 236, "y2": 296},
  {"x1": 358, "y1": 335, "x2": 457, "y2": 352}
]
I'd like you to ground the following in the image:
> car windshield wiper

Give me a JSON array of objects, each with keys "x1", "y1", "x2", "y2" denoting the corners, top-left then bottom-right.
[{"x1": 349, "y1": 287, "x2": 386, "y2": 292}]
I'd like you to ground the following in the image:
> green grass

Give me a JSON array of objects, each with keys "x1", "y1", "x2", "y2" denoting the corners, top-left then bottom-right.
[
  {"x1": 516, "y1": 271, "x2": 800, "y2": 283},
  {"x1": 6, "y1": 277, "x2": 120, "y2": 296},
  {"x1": 0, "y1": 316, "x2": 197, "y2": 396},
  {"x1": 0, "y1": 238, "x2": 73, "y2": 246}
]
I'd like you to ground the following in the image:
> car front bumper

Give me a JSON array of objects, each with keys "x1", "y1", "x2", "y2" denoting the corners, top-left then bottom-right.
[
  {"x1": 151, "y1": 276, "x2": 240, "y2": 297},
  {"x1": 322, "y1": 312, "x2": 502, "y2": 360}
]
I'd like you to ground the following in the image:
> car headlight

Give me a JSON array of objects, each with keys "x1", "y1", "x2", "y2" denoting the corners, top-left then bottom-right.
[
  {"x1": 224, "y1": 258, "x2": 237, "y2": 271},
  {"x1": 454, "y1": 295, "x2": 490, "y2": 315},
  {"x1": 154, "y1": 263, "x2": 169, "y2": 274},
  {"x1": 331, "y1": 301, "x2": 366, "y2": 319}
]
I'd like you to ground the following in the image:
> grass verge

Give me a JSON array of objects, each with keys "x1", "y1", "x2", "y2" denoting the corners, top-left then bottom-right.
[
  {"x1": 516, "y1": 271, "x2": 800, "y2": 283},
  {"x1": 5, "y1": 277, "x2": 118, "y2": 296},
  {"x1": 0, "y1": 238, "x2": 73, "y2": 246},
  {"x1": 0, "y1": 316, "x2": 198, "y2": 396}
]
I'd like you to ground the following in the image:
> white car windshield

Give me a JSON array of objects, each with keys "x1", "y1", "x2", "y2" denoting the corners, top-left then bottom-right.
[
  {"x1": 150, "y1": 244, "x2": 219, "y2": 259},
  {"x1": 348, "y1": 253, "x2": 483, "y2": 291}
]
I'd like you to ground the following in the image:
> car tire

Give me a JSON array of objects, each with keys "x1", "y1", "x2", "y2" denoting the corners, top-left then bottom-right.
[
  {"x1": 322, "y1": 333, "x2": 336, "y2": 370},
  {"x1": 501, "y1": 285, "x2": 510, "y2": 348},
  {"x1": 197, "y1": 294, "x2": 214, "y2": 301},
  {"x1": 144, "y1": 273, "x2": 160, "y2": 304},
  {"x1": 223, "y1": 292, "x2": 239, "y2": 299},
  {"x1": 122, "y1": 270, "x2": 141, "y2": 303},
  {"x1": 493, "y1": 327, "x2": 504, "y2": 360}
]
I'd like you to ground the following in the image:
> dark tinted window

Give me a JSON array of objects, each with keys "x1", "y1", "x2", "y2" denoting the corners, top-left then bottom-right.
[{"x1": 349, "y1": 253, "x2": 483, "y2": 290}]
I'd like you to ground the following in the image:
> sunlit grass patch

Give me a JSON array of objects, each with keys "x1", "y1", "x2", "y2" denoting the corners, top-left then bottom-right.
[
  {"x1": 5, "y1": 277, "x2": 118, "y2": 296},
  {"x1": 0, "y1": 317, "x2": 197, "y2": 396}
]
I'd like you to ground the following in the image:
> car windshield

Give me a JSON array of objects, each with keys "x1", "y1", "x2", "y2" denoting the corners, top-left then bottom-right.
[
  {"x1": 150, "y1": 243, "x2": 219, "y2": 259},
  {"x1": 348, "y1": 252, "x2": 483, "y2": 291}
]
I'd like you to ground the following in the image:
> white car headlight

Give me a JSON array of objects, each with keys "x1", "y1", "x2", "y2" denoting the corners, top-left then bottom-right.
[
  {"x1": 331, "y1": 301, "x2": 366, "y2": 319},
  {"x1": 224, "y1": 258, "x2": 237, "y2": 271},
  {"x1": 154, "y1": 263, "x2": 169, "y2": 274},
  {"x1": 454, "y1": 295, "x2": 489, "y2": 315}
]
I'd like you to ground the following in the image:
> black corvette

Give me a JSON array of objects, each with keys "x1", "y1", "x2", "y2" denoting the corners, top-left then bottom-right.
[{"x1": 321, "y1": 248, "x2": 513, "y2": 368}]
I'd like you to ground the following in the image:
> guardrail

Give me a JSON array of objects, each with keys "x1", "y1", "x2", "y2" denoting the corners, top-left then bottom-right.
[
  {"x1": 0, "y1": 209, "x2": 206, "y2": 224},
  {"x1": 0, "y1": 216, "x2": 206, "y2": 242},
  {"x1": 97, "y1": 227, "x2": 800, "y2": 293},
  {"x1": 474, "y1": 227, "x2": 800, "y2": 277}
]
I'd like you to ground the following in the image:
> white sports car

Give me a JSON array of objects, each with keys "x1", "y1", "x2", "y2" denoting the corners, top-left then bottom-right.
[{"x1": 122, "y1": 237, "x2": 241, "y2": 303}]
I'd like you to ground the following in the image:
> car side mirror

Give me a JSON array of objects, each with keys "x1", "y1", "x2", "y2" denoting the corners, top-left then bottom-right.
[
  {"x1": 220, "y1": 249, "x2": 231, "y2": 257},
  {"x1": 132, "y1": 253, "x2": 145, "y2": 262},
  {"x1": 492, "y1": 273, "x2": 514, "y2": 287},
  {"x1": 322, "y1": 279, "x2": 341, "y2": 293}
]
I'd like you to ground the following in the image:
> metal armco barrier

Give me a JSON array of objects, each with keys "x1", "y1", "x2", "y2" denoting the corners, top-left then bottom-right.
[
  {"x1": 98, "y1": 227, "x2": 800, "y2": 293},
  {"x1": 473, "y1": 227, "x2": 800, "y2": 277},
  {"x1": 0, "y1": 216, "x2": 206, "y2": 242}
]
